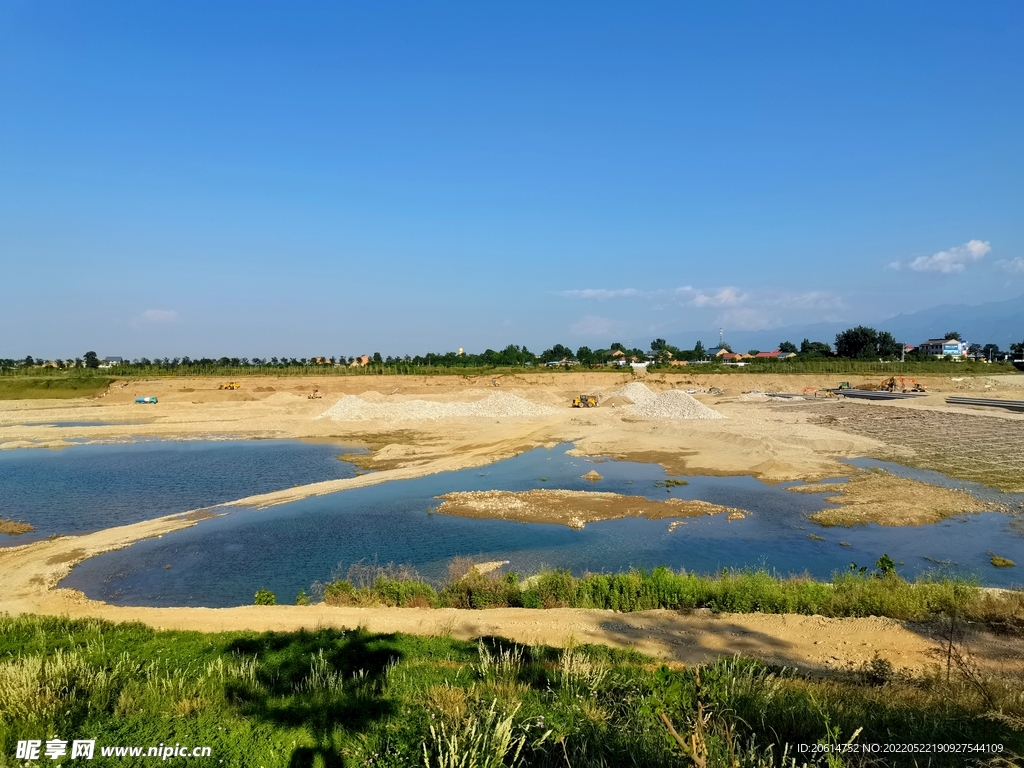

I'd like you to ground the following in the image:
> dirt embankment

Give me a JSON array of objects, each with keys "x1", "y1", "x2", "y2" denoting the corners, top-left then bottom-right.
[{"x1": 435, "y1": 489, "x2": 746, "y2": 529}]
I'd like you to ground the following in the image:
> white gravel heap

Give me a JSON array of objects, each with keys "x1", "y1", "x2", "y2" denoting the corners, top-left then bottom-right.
[
  {"x1": 318, "y1": 391, "x2": 557, "y2": 422},
  {"x1": 609, "y1": 382, "x2": 659, "y2": 404},
  {"x1": 626, "y1": 389, "x2": 724, "y2": 420}
]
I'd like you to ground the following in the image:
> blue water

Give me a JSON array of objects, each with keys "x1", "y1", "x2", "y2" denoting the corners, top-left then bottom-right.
[
  {"x1": 59, "y1": 445, "x2": 1024, "y2": 607},
  {"x1": 0, "y1": 440, "x2": 362, "y2": 544},
  {"x1": 13, "y1": 420, "x2": 151, "y2": 428}
]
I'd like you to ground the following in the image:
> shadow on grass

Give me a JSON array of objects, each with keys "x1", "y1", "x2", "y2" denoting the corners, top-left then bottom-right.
[{"x1": 225, "y1": 627, "x2": 401, "y2": 768}]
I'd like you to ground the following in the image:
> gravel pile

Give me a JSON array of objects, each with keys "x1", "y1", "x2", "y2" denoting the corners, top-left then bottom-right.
[
  {"x1": 609, "y1": 382, "x2": 658, "y2": 405},
  {"x1": 738, "y1": 392, "x2": 791, "y2": 402},
  {"x1": 626, "y1": 389, "x2": 724, "y2": 420},
  {"x1": 318, "y1": 391, "x2": 557, "y2": 422}
]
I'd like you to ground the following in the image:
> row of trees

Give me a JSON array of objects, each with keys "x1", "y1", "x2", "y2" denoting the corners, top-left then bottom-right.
[{"x1": 4, "y1": 333, "x2": 1024, "y2": 373}]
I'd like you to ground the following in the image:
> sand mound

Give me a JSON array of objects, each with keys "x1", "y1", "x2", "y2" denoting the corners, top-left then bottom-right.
[
  {"x1": 318, "y1": 391, "x2": 557, "y2": 422},
  {"x1": 626, "y1": 390, "x2": 724, "y2": 420},
  {"x1": 610, "y1": 382, "x2": 658, "y2": 405}
]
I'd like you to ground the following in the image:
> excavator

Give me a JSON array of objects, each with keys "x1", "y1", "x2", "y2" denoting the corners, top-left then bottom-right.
[
  {"x1": 218, "y1": 382, "x2": 241, "y2": 390},
  {"x1": 571, "y1": 394, "x2": 599, "y2": 408},
  {"x1": 899, "y1": 376, "x2": 926, "y2": 392},
  {"x1": 873, "y1": 377, "x2": 926, "y2": 393}
]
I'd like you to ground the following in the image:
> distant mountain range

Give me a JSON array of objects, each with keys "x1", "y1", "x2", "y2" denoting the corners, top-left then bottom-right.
[{"x1": 687, "y1": 295, "x2": 1024, "y2": 352}]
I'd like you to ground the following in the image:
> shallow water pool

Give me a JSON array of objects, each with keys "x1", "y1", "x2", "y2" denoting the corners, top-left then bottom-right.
[
  {"x1": 0, "y1": 440, "x2": 362, "y2": 544},
  {"x1": 60, "y1": 445, "x2": 1024, "y2": 606}
]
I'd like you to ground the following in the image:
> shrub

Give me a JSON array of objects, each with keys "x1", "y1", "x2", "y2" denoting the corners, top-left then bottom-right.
[
  {"x1": 253, "y1": 588, "x2": 276, "y2": 606},
  {"x1": 372, "y1": 577, "x2": 438, "y2": 608},
  {"x1": 323, "y1": 580, "x2": 356, "y2": 606}
]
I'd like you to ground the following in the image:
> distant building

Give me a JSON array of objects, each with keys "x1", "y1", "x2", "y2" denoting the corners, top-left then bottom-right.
[
  {"x1": 918, "y1": 338, "x2": 968, "y2": 359},
  {"x1": 350, "y1": 355, "x2": 372, "y2": 367},
  {"x1": 754, "y1": 350, "x2": 780, "y2": 359},
  {"x1": 98, "y1": 356, "x2": 123, "y2": 369}
]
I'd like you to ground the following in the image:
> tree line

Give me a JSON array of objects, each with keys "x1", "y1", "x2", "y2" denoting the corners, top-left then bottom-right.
[{"x1": 3, "y1": 330, "x2": 1023, "y2": 373}]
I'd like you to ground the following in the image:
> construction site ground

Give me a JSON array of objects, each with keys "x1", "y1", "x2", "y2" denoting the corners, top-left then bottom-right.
[{"x1": 1, "y1": 371, "x2": 1022, "y2": 675}]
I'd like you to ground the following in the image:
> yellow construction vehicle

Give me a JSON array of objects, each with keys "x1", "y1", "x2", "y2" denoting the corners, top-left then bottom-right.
[
  {"x1": 571, "y1": 394, "x2": 598, "y2": 408},
  {"x1": 900, "y1": 377, "x2": 926, "y2": 392},
  {"x1": 219, "y1": 382, "x2": 241, "y2": 390}
]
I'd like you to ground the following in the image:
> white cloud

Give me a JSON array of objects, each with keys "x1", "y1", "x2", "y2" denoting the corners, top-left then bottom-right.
[
  {"x1": 558, "y1": 288, "x2": 642, "y2": 300},
  {"x1": 131, "y1": 309, "x2": 180, "y2": 330},
  {"x1": 886, "y1": 261, "x2": 903, "y2": 271},
  {"x1": 569, "y1": 315, "x2": 619, "y2": 337},
  {"x1": 692, "y1": 287, "x2": 746, "y2": 307},
  {"x1": 899, "y1": 239, "x2": 991, "y2": 274},
  {"x1": 767, "y1": 291, "x2": 844, "y2": 311},
  {"x1": 718, "y1": 308, "x2": 774, "y2": 331},
  {"x1": 996, "y1": 257, "x2": 1024, "y2": 274}
]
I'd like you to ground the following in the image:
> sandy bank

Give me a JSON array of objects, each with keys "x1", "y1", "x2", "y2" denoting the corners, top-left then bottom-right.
[
  {"x1": 435, "y1": 489, "x2": 745, "y2": 529},
  {"x1": 790, "y1": 469, "x2": 1007, "y2": 527}
]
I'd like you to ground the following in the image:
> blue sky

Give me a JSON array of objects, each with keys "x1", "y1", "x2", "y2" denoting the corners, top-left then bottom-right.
[{"x1": 2, "y1": 2, "x2": 1022, "y2": 358}]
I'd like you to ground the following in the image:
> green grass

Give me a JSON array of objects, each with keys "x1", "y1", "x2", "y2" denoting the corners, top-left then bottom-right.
[
  {"x1": 0, "y1": 615, "x2": 1020, "y2": 767},
  {"x1": 0, "y1": 376, "x2": 113, "y2": 400},
  {"x1": 317, "y1": 565, "x2": 1024, "y2": 629}
]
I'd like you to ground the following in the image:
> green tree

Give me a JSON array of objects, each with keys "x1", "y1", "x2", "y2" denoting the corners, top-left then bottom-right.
[
  {"x1": 254, "y1": 588, "x2": 277, "y2": 605},
  {"x1": 944, "y1": 330, "x2": 961, "y2": 341},
  {"x1": 981, "y1": 343, "x2": 1001, "y2": 361},
  {"x1": 372, "y1": 352, "x2": 383, "y2": 364},
  {"x1": 800, "y1": 339, "x2": 832, "y2": 357},
  {"x1": 650, "y1": 338, "x2": 667, "y2": 351},
  {"x1": 575, "y1": 346, "x2": 595, "y2": 366},
  {"x1": 541, "y1": 343, "x2": 573, "y2": 363},
  {"x1": 834, "y1": 327, "x2": 899, "y2": 359},
  {"x1": 83, "y1": 351, "x2": 100, "y2": 369},
  {"x1": 779, "y1": 340, "x2": 798, "y2": 353},
  {"x1": 693, "y1": 340, "x2": 705, "y2": 357}
]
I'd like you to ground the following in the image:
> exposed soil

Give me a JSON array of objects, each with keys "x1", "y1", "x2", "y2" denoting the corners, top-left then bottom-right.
[
  {"x1": 435, "y1": 489, "x2": 744, "y2": 529},
  {"x1": 789, "y1": 469, "x2": 1006, "y2": 526},
  {"x1": 806, "y1": 401, "x2": 1024, "y2": 492}
]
